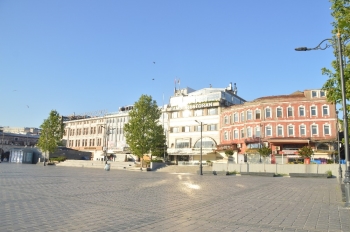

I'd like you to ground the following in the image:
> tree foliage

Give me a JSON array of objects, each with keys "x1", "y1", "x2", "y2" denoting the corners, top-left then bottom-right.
[
  {"x1": 322, "y1": 0, "x2": 350, "y2": 130},
  {"x1": 37, "y1": 110, "x2": 64, "y2": 154},
  {"x1": 257, "y1": 146, "x2": 272, "y2": 158},
  {"x1": 124, "y1": 95, "x2": 165, "y2": 159},
  {"x1": 298, "y1": 146, "x2": 313, "y2": 159},
  {"x1": 225, "y1": 149, "x2": 234, "y2": 156}
]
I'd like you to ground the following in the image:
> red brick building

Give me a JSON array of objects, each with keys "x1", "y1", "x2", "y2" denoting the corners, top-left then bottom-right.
[{"x1": 218, "y1": 90, "x2": 337, "y2": 164}]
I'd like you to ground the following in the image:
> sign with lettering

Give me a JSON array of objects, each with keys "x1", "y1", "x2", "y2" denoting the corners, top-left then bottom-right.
[{"x1": 171, "y1": 102, "x2": 216, "y2": 111}]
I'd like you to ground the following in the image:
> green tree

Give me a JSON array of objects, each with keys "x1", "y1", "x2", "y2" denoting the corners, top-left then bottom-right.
[
  {"x1": 37, "y1": 110, "x2": 64, "y2": 164},
  {"x1": 257, "y1": 146, "x2": 272, "y2": 161},
  {"x1": 124, "y1": 95, "x2": 165, "y2": 161},
  {"x1": 322, "y1": 0, "x2": 350, "y2": 132},
  {"x1": 298, "y1": 146, "x2": 313, "y2": 159},
  {"x1": 258, "y1": 146, "x2": 272, "y2": 171},
  {"x1": 225, "y1": 149, "x2": 234, "y2": 157}
]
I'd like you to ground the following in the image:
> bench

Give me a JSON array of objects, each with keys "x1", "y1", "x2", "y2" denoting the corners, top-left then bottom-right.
[
  {"x1": 289, "y1": 173, "x2": 330, "y2": 178},
  {"x1": 240, "y1": 172, "x2": 276, "y2": 177}
]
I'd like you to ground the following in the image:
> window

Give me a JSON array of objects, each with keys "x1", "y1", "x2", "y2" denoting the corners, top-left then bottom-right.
[
  {"x1": 277, "y1": 108, "x2": 282, "y2": 117},
  {"x1": 182, "y1": 126, "x2": 190, "y2": 132},
  {"x1": 255, "y1": 127, "x2": 261, "y2": 137},
  {"x1": 207, "y1": 124, "x2": 217, "y2": 131},
  {"x1": 240, "y1": 129, "x2": 245, "y2": 138},
  {"x1": 288, "y1": 125, "x2": 294, "y2": 136},
  {"x1": 255, "y1": 110, "x2": 261, "y2": 120},
  {"x1": 241, "y1": 112, "x2": 245, "y2": 122},
  {"x1": 194, "y1": 137, "x2": 216, "y2": 148},
  {"x1": 161, "y1": 113, "x2": 168, "y2": 120},
  {"x1": 322, "y1": 106, "x2": 329, "y2": 116},
  {"x1": 171, "y1": 127, "x2": 179, "y2": 133},
  {"x1": 266, "y1": 126, "x2": 272, "y2": 136},
  {"x1": 247, "y1": 127, "x2": 252, "y2": 137},
  {"x1": 299, "y1": 107, "x2": 305, "y2": 117},
  {"x1": 175, "y1": 139, "x2": 190, "y2": 148},
  {"x1": 234, "y1": 113, "x2": 239, "y2": 123},
  {"x1": 233, "y1": 129, "x2": 239, "y2": 139},
  {"x1": 311, "y1": 106, "x2": 317, "y2": 116},
  {"x1": 247, "y1": 110, "x2": 252, "y2": 120},
  {"x1": 224, "y1": 115, "x2": 229, "y2": 124},
  {"x1": 194, "y1": 109, "x2": 203, "y2": 116},
  {"x1": 194, "y1": 125, "x2": 202, "y2": 132},
  {"x1": 208, "y1": 108, "x2": 218, "y2": 115},
  {"x1": 182, "y1": 110, "x2": 191, "y2": 117},
  {"x1": 312, "y1": 91, "x2": 317, "y2": 97},
  {"x1": 287, "y1": 107, "x2": 293, "y2": 117},
  {"x1": 311, "y1": 125, "x2": 318, "y2": 135},
  {"x1": 277, "y1": 126, "x2": 283, "y2": 136},
  {"x1": 265, "y1": 108, "x2": 271, "y2": 118},
  {"x1": 324, "y1": 125, "x2": 330, "y2": 135},
  {"x1": 224, "y1": 131, "x2": 229, "y2": 140},
  {"x1": 300, "y1": 125, "x2": 306, "y2": 136},
  {"x1": 320, "y1": 91, "x2": 326, "y2": 97},
  {"x1": 172, "y1": 112, "x2": 178, "y2": 118}
]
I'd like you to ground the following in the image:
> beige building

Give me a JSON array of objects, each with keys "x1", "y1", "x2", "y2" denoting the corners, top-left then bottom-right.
[{"x1": 62, "y1": 107, "x2": 134, "y2": 161}]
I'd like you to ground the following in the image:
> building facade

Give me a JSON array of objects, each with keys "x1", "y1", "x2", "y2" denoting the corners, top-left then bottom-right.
[
  {"x1": 166, "y1": 83, "x2": 246, "y2": 164},
  {"x1": 219, "y1": 89, "x2": 337, "y2": 164},
  {"x1": 1, "y1": 126, "x2": 41, "y2": 135},
  {"x1": 62, "y1": 106, "x2": 134, "y2": 161}
]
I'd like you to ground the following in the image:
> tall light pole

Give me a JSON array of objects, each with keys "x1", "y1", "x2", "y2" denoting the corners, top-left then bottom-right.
[
  {"x1": 336, "y1": 110, "x2": 342, "y2": 179},
  {"x1": 195, "y1": 120, "x2": 203, "y2": 175},
  {"x1": 1, "y1": 128, "x2": 3, "y2": 162},
  {"x1": 259, "y1": 124, "x2": 262, "y2": 163},
  {"x1": 102, "y1": 125, "x2": 115, "y2": 164},
  {"x1": 295, "y1": 32, "x2": 350, "y2": 206},
  {"x1": 163, "y1": 93, "x2": 166, "y2": 162},
  {"x1": 44, "y1": 132, "x2": 47, "y2": 166}
]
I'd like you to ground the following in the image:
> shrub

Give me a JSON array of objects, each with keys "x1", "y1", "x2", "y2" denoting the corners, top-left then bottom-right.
[
  {"x1": 50, "y1": 156, "x2": 67, "y2": 162},
  {"x1": 325, "y1": 170, "x2": 332, "y2": 177},
  {"x1": 151, "y1": 159, "x2": 163, "y2": 163},
  {"x1": 228, "y1": 170, "x2": 238, "y2": 175},
  {"x1": 225, "y1": 149, "x2": 233, "y2": 156}
]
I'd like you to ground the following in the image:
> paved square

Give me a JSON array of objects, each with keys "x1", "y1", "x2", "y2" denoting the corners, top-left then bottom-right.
[{"x1": 0, "y1": 163, "x2": 349, "y2": 232}]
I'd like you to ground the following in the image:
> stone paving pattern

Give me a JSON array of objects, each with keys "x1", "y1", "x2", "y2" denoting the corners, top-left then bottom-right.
[{"x1": 0, "y1": 163, "x2": 349, "y2": 232}]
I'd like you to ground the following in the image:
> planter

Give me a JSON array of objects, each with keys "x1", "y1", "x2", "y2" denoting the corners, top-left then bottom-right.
[{"x1": 304, "y1": 158, "x2": 310, "y2": 164}]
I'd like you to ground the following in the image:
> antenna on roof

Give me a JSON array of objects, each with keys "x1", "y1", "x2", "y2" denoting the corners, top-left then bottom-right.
[{"x1": 233, "y1": 83, "x2": 237, "y2": 95}]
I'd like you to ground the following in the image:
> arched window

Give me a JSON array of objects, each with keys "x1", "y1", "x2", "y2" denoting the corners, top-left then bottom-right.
[{"x1": 194, "y1": 137, "x2": 216, "y2": 149}]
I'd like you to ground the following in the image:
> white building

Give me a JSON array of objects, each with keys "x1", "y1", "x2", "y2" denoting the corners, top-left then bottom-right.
[
  {"x1": 62, "y1": 106, "x2": 134, "y2": 161},
  {"x1": 166, "y1": 83, "x2": 246, "y2": 164}
]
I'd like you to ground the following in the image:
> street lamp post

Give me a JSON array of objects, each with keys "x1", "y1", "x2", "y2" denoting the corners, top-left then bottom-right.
[
  {"x1": 102, "y1": 125, "x2": 115, "y2": 163},
  {"x1": 162, "y1": 95, "x2": 166, "y2": 162},
  {"x1": 195, "y1": 120, "x2": 203, "y2": 175},
  {"x1": 259, "y1": 124, "x2": 262, "y2": 163},
  {"x1": 336, "y1": 110, "x2": 342, "y2": 179},
  {"x1": 44, "y1": 132, "x2": 47, "y2": 166},
  {"x1": 295, "y1": 32, "x2": 350, "y2": 206}
]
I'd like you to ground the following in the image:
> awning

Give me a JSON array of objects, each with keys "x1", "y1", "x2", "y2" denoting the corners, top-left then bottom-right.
[
  {"x1": 267, "y1": 139, "x2": 309, "y2": 144},
  {"x1": 168, "y1": 153, "x2": 207, "y2": 156}
]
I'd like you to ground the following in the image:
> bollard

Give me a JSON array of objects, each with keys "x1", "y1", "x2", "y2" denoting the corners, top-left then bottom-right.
[{"x1": 104, "y1": 163, "x2": 110, "y2": 171}]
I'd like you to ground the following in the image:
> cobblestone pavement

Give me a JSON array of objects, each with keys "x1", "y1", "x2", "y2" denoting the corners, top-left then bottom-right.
[{"x1": 0, "y1": 163, "x2": 349, "y2": 232}]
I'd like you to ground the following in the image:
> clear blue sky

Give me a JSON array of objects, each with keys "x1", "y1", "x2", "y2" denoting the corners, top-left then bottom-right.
[{"x1": 0, "y1": 0, "x2": 335, "y2": 128}]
